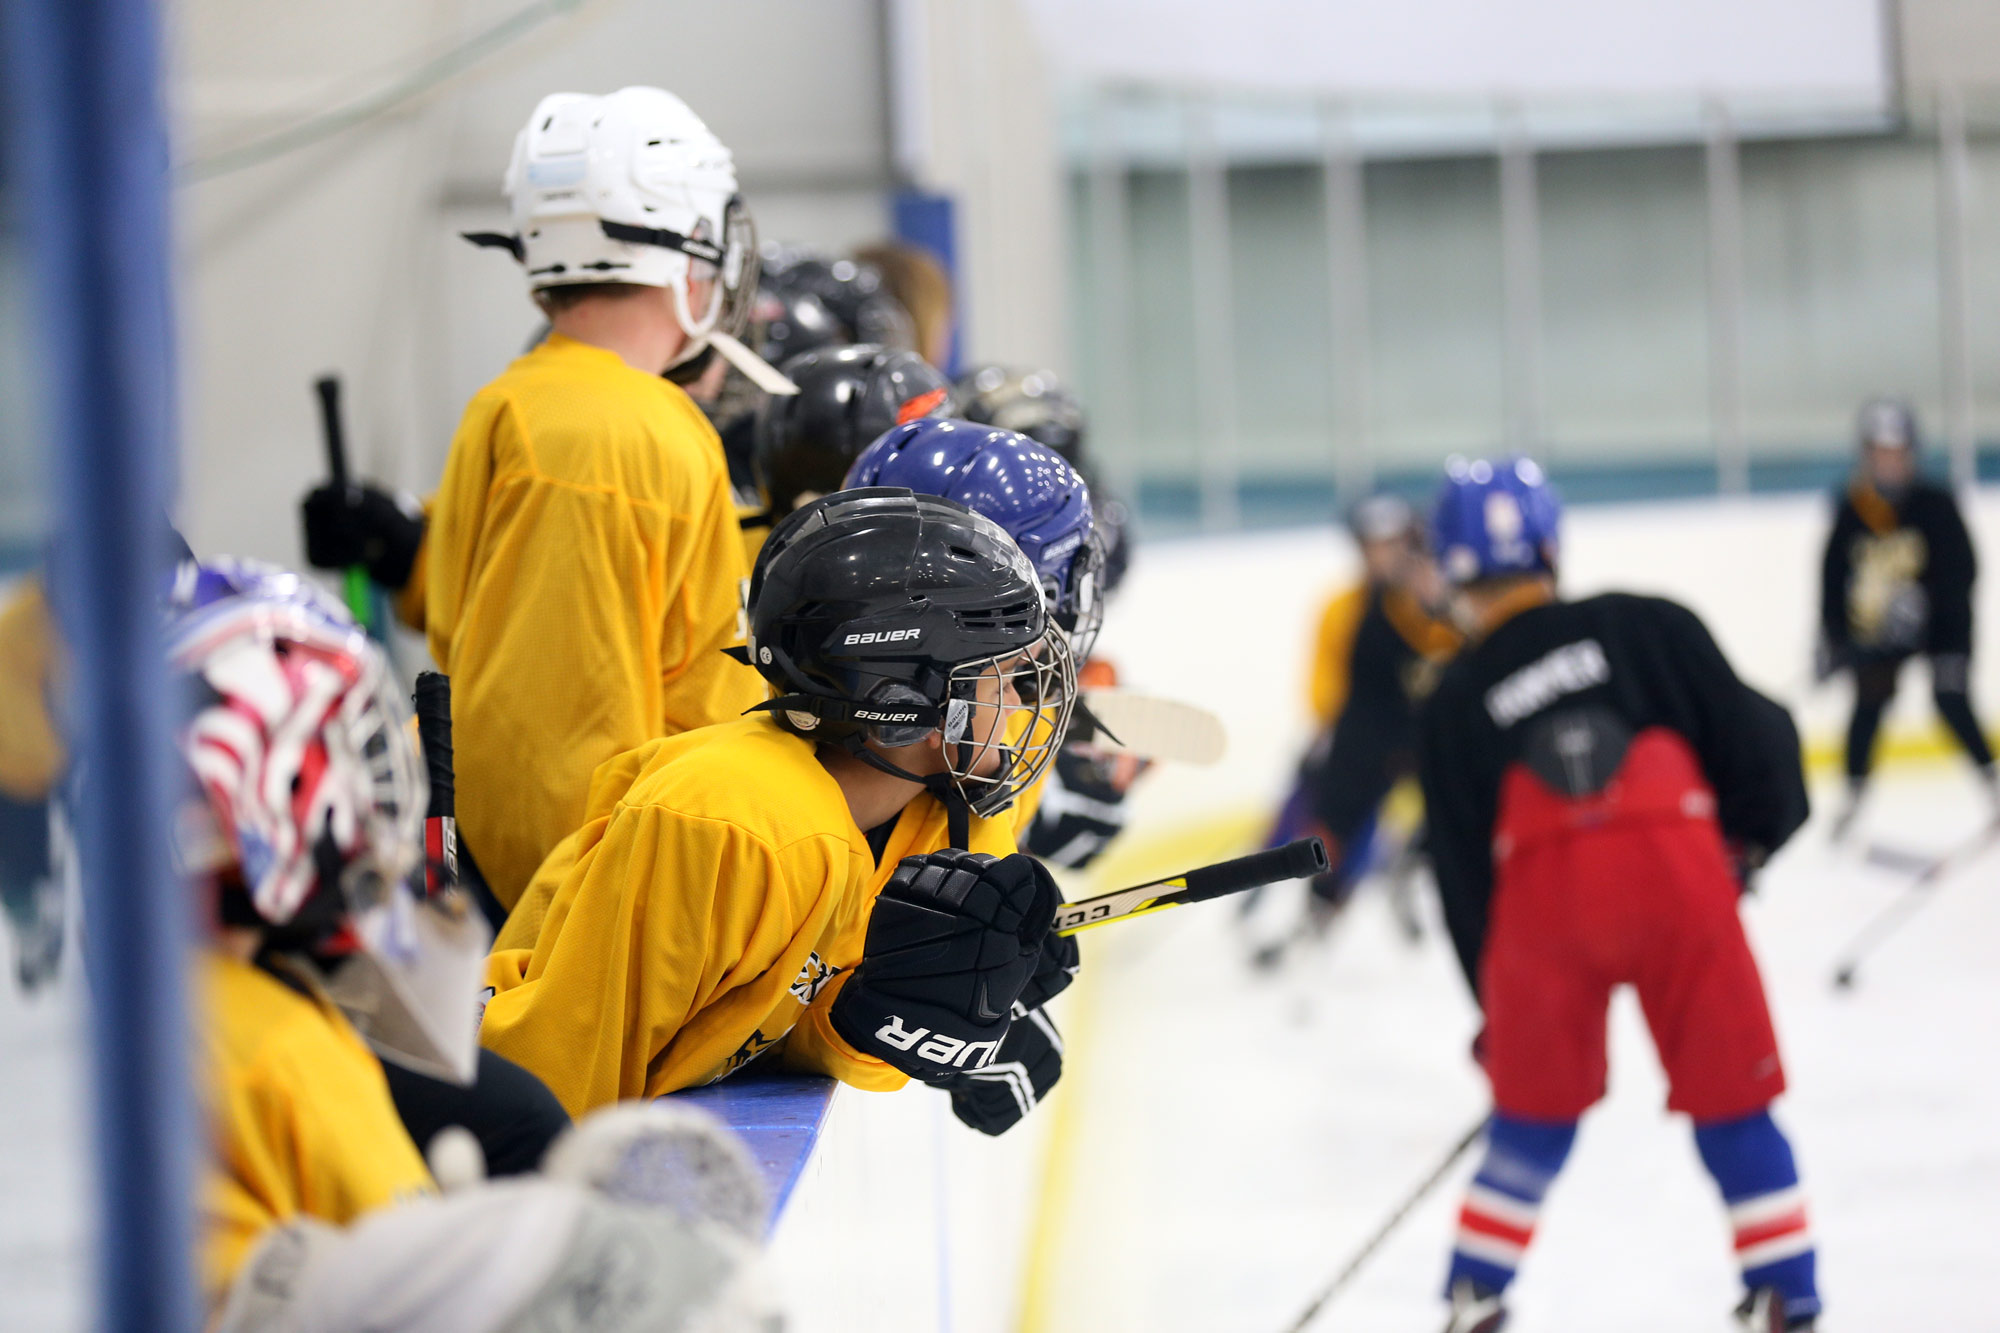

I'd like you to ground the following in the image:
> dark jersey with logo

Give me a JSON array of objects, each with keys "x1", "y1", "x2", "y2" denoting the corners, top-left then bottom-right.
[
  {"x1": 1821, "y1": 477, "x2": 1977, "y2": 657},
  {"x1": 1418, "y1": 593, "x2": 1809, "y2": 991}
]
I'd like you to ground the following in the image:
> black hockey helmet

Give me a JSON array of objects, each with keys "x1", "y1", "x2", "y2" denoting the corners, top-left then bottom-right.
[
  {"x1": 753, "y1": 279, "x2": 845, "y2": 369},
  {"x1": 956, "y1": 364, "x2": 1088, "y2": 464},
  {"x1": 1348, "y1": 492, "x2": 1420, "y2": 545},
  {"x1": 753, "y1": 344, "x2": 955, "y2": 519},
  {"x1": 745, "y1": 488, "x2": 1076, "y2": 830},
  {"x1": 954, "y1": 364, "x2": 1137, "y2": 598},
  {"x1": 761, "y1": 248, "x2": 914, "y2": 349}
]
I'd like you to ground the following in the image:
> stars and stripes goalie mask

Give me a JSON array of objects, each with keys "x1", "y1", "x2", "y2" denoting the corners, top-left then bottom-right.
[
  {"x1": 164, "y1": 559, "x2": 489, "y2": 1084},
  {"x1": 742, "y1": 489, "x2": 1077, "y2": 837}
]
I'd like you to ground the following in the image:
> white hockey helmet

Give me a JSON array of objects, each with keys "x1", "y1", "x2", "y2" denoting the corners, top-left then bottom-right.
[{"x1": 483, "y1": 87, "x2": 764, "y2": 373}]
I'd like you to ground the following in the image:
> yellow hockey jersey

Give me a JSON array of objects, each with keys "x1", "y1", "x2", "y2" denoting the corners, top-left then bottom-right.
[
  {"x1": 480, "y1": 716, "x2": 1019, "y2": 1117},
  {"x1": 0, "y1": 579, "x2": 63, "y2": 801},
  {"x1": 425, "y1": 334, "x2": 764, "y2": 909},
  {"x1": 1307, "y1": 584, "x2": 1369, "y2": 728},
  {"x1": 201, "y1": 951, "x2": 432, "y2": 1306}
]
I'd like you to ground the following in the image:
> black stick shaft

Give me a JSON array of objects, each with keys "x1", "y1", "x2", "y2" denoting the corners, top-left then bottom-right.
[
  {"x1": 1280, "y1": 1116, "x2": 1486, "y2": 1332},
  {"x1": 314, "y1": 374, "x2": 348, "y2": 490},
  {"x1": 413, "y1": 671, "x2": 453, "y2": 820},
  {"x1": 1175, "y1": 837, "x2": 1329, "y2": 905}
]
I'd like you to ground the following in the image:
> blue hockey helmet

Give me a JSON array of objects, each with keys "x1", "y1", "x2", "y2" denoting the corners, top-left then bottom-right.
[
  {"x1": 1430, "y1": 455, "x2": 1561, "y2": 585},
  {"x1": 844, "y1": 418, "x2": 1105, "y2": 658}
]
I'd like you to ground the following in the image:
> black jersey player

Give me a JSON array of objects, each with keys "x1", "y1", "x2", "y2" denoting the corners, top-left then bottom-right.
[
  {"x1": 1419, "y1": 457, "x2": 1819, "y2": 1333},
  {"x1": 1820, "y1": 398, "x2": 1995, "y2": 836}
]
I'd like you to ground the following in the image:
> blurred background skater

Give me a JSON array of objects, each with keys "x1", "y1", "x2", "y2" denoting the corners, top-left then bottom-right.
[
  {"x1": 1243, "y1": 493, "x2": 1458, "y2": 968},
  {"x1": 1418, "y1": 459, "x2": 1818, "y2": 1332},
  {"x1": 1820, "y1": 397, "x2": 1996, "y2": 840},
  {"x1": 0, "y1": 578, "x2": 66, "y2": 990}
]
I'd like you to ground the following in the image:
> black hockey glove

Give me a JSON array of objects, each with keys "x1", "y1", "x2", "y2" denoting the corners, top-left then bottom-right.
[
  {"x1": 1018, "y1": 916, "x2": 1079, "y2": 1013},
  {"x1": 830, "y1": 850, "x2": 1058, "y2": 1085},
  {"x1": 945, "y1": 1006, "x2": 1063, "y2": 1136},
  {"x1": 1023, "y1": 746, "x2": 1135, "y2": 870},
  {"x1": 300, "y1": 482, "x2": 425, "y2": 591}
]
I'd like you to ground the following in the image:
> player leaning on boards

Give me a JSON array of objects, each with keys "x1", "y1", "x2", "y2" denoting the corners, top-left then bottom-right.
[
  {"x1": 841, "y1": 417, "x2": 1104, "y2": 1129},
  {"x1": 163, "y1": 564, "x2": 488, "y2": 1310},
  {"x1": 426, "y1": 87, "x2": 773, "y2": 914},
  {"x1": 481, "y1": 489, "x2": 1079, "y2": 1126},
  {"x1": 1819, "y1": 397, "x2": 1996, "y2": 837},
  {"x1": 1417, "y1": 459, "x2": 1821, "y2": 1333}
]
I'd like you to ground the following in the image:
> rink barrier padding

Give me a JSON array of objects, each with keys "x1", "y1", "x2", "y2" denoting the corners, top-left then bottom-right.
[{"x1": 668, "y1": 1073, "x2": 838, "y2": 1231}]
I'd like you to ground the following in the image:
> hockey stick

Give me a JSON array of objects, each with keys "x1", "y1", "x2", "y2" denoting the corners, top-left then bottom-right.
[
  {"x1": 313, "y1": 374, "x2": 376, "y2": 632},
  {"x1": 1077, "y1": 689, "x2": 1226, "y2": 766},
  {"x1": 1832, "y1": 822, "x2": 2000, "y2": 989},
  {"x1": 1280, "y1": 1115, "x2": 1486, "y2": 1333},
  {"x1": 1055, "y1": 837, "x2": 1327, "y2": 936},
  {"x1": 412, "y1": 671, "x2": 457, "y2": 895}
]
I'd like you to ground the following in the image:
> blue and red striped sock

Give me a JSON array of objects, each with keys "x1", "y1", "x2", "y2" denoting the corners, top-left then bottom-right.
[
  {"x1": 1694, "y1": 1108, "x2": 1820, "y2": 1324},
  {"x1": 1444, "y1": 1113, "x2": 1577, "y2": 1296}
]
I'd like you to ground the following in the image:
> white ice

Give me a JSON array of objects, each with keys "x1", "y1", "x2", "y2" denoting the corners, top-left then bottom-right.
[
  {"x1": 1032, "y1": 763, "x2": 2000, "y2": 1332},
  {"x1": 7, "y1": 494, "x2": 2000, "y2": 1332}
]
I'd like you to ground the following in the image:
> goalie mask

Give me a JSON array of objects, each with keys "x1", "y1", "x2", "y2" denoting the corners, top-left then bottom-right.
[
  {"x1": 845, "y1": 418, "x2": 1105, "y2": 661},
  {"x1": 472, "y1": 87, "x2": 770, "y2": 381},
  {"x1": 743, "y1": 490, "x2": 1076, "y2": 839},
  {"x1": 166, "y1": 559, "x2": 488, "y2": 1084}
]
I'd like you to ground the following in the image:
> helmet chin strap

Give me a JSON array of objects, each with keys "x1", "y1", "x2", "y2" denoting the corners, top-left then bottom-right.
[{"x1": 842, "y1": 737, "x2": 974, "y2": 851}]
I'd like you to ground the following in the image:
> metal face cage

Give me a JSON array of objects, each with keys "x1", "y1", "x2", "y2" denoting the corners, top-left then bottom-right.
[{"x1": 940, "y1": 627, "x2": 1077, "y2": 817}]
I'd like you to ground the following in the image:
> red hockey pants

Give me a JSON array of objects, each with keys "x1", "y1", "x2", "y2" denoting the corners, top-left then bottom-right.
[{"x1": 1481, "y1": 729, "x2": 1786, "y2": 1122}]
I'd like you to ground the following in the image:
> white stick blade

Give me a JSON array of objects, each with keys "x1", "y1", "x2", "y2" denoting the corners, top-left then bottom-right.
[{"x1": 1081, "y1": 689, "x2": 1226, "y2": 765}]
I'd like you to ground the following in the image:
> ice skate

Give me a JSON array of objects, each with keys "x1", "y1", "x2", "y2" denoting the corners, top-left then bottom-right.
[
  {"x1": 1441, "y1": 1279, "x2": 1507, "y2": 1333},
  {"x1": 1735, "y1": 1286, "x2": 1815, "y2": 1332},
  {"x1": 1829, "y1": 778, "x2": 1865, "y2": 843}
]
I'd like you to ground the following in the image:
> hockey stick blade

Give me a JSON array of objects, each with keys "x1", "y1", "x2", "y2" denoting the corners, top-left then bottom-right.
[
  {"x1": 1079, "y1": 689, "x2": 1226, "y2": 766},
  {"x1": 1830, "y1": 821, "x2": 2000, "y2": 989},
  {"x1": 1055, "y1": 837, "x2": 1327, "y2": 935}
]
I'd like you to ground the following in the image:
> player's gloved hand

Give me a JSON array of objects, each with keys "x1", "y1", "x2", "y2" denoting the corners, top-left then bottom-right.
[
  {"x1": 300, "y1": 482, "x2": 425, "y2": 590},
  {"x1": 944, "y1": 1006, "x2": 1063, "y2": 1136},
  {"x1": 1018, "y1": 916, "x2": 1079, "y2": 1012},
  {"x1": 1023, "y1": 745, "x2": 1139, "y2": 870},
  {"x1": 830, "y1": 849, "x2": 1059, "y2": 1085}
]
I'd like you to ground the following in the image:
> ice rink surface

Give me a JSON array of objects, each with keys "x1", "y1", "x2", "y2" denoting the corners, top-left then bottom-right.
[
  {"x1": 1035, "y1": 765, "x2": 2000, "y2": 1332},
  {"x1": 6, "y1": 493, "x2": 2000, "y2": 1331}
]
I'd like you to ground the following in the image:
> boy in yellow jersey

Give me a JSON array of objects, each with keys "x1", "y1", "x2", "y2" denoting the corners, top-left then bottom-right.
[
  {"x1": 163, "y1": 563, "x2": 490, "y2": 1309},
  {"x1": 482, "y1": 490, "x2": 1079, "y2": 1130},
  {"x1": 428, "y1": 86, "x2": 778, "y2": 913}
]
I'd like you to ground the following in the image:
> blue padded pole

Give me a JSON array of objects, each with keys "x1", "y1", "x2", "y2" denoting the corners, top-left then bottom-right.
[{"x1": 4, "y1": 0, "x2": 196, "y2": 1328}]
